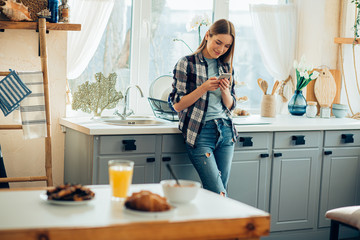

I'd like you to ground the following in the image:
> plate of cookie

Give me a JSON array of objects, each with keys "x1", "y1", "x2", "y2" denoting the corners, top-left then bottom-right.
[
  {"x1": 40, "y1": 184, "x2": 95, "y2": 206},
  {"x1": 123, "y1": 190, "x2": 176, "y2": 218}
]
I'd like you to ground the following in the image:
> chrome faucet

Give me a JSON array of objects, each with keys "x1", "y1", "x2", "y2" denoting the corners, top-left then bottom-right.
[{"x1": 114, "y1": 85, "x2": 144, "y2": 119}]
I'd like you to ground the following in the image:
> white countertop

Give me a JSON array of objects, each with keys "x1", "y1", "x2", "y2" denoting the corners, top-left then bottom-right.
[
  {"x1": 0, "y1": 184, "x2": 268, "y2": 230},
  {"x1": 59, "y1": 115, "x2": 360, "y2": 135}
]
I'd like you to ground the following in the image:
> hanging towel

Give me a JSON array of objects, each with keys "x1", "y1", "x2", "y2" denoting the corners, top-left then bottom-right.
[
  {"x1": 0, "y1": 70, "x2": 32, "y2": 116},
  {"x1": 18, "y1": 72, "x2": 47, "y2": 140}
]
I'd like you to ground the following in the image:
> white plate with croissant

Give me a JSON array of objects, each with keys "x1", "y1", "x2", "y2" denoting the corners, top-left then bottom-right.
[{"x1": 124, "y1": 190, "x2": 176, "y2": 218}]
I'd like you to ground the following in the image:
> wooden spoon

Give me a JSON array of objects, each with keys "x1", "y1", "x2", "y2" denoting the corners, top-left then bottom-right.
[
  {"x1": 257, "y1": 78, "x2": 263, "y2": 90},
  {"x1": 271, "y1": 80, "x2": 280, "y2": 95},
  {"x1": 260, "y1": 80, "x2": 268, "y2": 95}
]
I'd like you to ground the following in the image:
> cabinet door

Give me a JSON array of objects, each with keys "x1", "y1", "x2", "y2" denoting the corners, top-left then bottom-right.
[
  {"x1": 270, "y1": 148, "x2": 320, "y2": 232},
  {"x1": 319, "y1": 147, "x2": 360, "y2": 227},
  {"x1": 228, "y1": 150, "x2": 271, "y2": 211},
  {"x1": 97, "y1": 155, "x2": 156, "y2": 184},
  {"x1": 160, "y1": 153, "x2": 201, "y2": 183}
]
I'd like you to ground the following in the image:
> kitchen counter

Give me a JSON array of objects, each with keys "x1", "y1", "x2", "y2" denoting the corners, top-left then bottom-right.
[
  {"x1": 0, "y1": 184, "x2": 270, "y2": 240},
  {"x1": 60, "y1": 115, "x2": 360, "y2": 135}
]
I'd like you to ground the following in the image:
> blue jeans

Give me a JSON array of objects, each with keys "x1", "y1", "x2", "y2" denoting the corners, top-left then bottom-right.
[{"x1": 186, "y1": 118, "x2": 235, "y2": 196}]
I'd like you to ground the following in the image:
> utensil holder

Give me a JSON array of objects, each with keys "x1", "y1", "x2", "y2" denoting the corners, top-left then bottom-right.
[{"x1": 261, "y1": 94, "x2": 276, "y2": 118}]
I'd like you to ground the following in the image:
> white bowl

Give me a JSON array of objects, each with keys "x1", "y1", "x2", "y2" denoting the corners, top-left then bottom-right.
[{"x1": 161, "y1": 179, "x2": 201, "y2": 204}]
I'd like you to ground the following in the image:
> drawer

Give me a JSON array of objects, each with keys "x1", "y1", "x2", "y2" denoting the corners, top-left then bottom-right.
[
  {"x1": 235, "y1": 132, "x2": 272, "y2": 150},
  {"x1": 274, "y1": 131, "x2": 322, "y2": 149},
  {"x1": 162, "y1": 134, "x2": 187, "y2": 153},
  {"x1": 324, "y1": 130, "x2": 360, "y2": 147},
  {"x1": 98, "y1": 135, "x2": 156, "y2": 154}
]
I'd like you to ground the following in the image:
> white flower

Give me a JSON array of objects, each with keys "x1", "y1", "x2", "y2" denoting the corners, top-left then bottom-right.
[
  {"x1": 186, "y1": 14, "x2": 211, "y2": 32},
  {"x1": 293, "y1": 60, "x2": 298, "y2": 69},
  {"x1": 304, "y1": 71, "x2": 309, "y2": 79},
  {"x1": 311, "y1": 71, "x2": 320, "y2": 80}
]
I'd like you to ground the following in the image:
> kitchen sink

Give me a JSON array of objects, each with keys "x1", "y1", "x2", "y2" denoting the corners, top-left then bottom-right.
[{"x1": 94, "y1": 117, "x2": 171, "y2": 126}]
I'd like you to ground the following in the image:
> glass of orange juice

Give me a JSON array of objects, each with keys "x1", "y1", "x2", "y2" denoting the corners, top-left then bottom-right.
[{"x1": 108, "y1": 160, "x2": 134, "y2": 201}]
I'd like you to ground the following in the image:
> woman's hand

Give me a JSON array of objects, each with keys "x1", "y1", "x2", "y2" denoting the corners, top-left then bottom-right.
[
  {"x1": 219, "y1": 78, "x2": 231, "y2": 93},
  {"x1": 201, "y1": 77, "x2": 220, "y2": 91},
  {"x1": 219, "y1": 78, "x2": 233, "y2": 109}
]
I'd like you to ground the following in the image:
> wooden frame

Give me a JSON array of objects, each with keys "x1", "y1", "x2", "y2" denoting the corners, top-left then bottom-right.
[{"x1": 0, "y1": 20, "x2": 81, "y2": 186}]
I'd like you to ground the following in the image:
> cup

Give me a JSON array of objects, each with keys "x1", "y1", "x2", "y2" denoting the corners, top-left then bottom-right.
[
  {"x1": 261, "y1": 94, "x2": 276, "y2": 118},
  {"x1": 108, "y1": 160, "x2": 134, "y2": 201}
]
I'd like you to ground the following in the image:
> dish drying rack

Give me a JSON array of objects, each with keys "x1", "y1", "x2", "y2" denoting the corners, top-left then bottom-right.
[{"x1": 148, "y1": 97, "x2": 178, "y2": 121}]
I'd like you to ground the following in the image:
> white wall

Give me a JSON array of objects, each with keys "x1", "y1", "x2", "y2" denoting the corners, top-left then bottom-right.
[{"x1": 0, "y1": 29, "x2": 66, "y2": 188}]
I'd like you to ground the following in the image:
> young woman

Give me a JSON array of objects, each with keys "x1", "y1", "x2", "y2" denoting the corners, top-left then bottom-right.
[{"x1": 169, "y1": 19, "x2": 238, "y2": 196}]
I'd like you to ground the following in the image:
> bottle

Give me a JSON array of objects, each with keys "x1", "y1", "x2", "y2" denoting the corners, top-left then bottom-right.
[
  {"x1": 306, "y1": 101, "x2": 317, "y2": 118},
  {"x1": 320, "y1": 104, "x2": 331, "y2": 118},
  {"x1": 48, "y1": 0, "x2": 59, "y2": 23},
  {"x1": 59, "y1": 0, "x2": 70, "y2": 23}
]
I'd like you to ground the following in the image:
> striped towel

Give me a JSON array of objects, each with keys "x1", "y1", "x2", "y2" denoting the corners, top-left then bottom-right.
[
  {"x1": 0, "y1": 70, "x2": 32, "y2": 116},
  {"x1": 18, "y1": 72, "x2": 47, "y2": 140}
]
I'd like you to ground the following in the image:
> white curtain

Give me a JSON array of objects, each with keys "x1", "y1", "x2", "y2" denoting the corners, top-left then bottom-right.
[
  {"x1": 67, "y1": 0, "x2": 115, "y2": 80},
  {"x1": 250, "y1": 4, "x2": 296, "y2": 113}
]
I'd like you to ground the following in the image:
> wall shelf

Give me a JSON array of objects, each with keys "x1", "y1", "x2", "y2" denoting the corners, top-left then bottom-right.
[
  {"x1": 0, "y1": 21, "x2": 81, "y2": 31},
  {"x1": 334, "y1": 37, "x2": 360, "y2": 44}
]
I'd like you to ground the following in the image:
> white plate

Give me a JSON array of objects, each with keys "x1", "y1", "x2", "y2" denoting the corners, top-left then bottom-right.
[
  {"x1": 40, "y1": 192, "x2": 94, "y2": 206},
  {"x1": 149, "y1": 75, "x2": 173, "y2": 101},
  {"x1": 123, "y1": 206, "x2": 176, "y2": 218}
]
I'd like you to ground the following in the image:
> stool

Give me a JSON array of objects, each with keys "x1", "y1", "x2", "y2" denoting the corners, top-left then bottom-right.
[{"x1": 325, "y1": 206, "x2": 360, "y2": 240}]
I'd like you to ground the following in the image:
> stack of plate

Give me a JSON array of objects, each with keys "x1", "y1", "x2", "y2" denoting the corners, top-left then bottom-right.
[
  {"x1": 149, "y1": 75, "x2": 177, "y2": 121},
  {"x1": 149, "y1": 75, "x2": 173, "y2": 101}
]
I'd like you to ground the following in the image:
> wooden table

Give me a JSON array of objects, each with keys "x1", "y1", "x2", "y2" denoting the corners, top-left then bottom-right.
[{"x1": 0, "y1": 184, "x2": 270, "y2": 240}]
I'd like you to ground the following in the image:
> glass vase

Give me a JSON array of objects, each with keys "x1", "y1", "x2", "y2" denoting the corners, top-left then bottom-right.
[{"x1": 288, "y1": 90, "x2": 307, "y2": 116}]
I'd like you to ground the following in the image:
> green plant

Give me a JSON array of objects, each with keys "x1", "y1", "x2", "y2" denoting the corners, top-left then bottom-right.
[
  {"x1": 293, "y1": 56, "x2": 319, "y2": 91},
  {"x1": 352, "y1": 0, "x2": 360, "y2": 42},
  {"x1": 72, "y1": 72, "x2": 123, "y2": 116}
]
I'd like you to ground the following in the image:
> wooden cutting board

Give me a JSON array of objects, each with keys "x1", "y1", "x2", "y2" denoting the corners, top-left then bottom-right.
[{"x1": 306, "y1": 69, "x2": 341, "y2": 114}]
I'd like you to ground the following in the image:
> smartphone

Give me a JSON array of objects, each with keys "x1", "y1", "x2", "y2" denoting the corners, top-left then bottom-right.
[{"x1": 218, "y1": 73, "x2": 232, "y2": 80}]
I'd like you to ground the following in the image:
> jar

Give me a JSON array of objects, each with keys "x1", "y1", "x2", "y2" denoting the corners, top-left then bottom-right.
[
  {"x1": 59, "y1": 0, "x2": 70, "y2": 23},
  {"x1": 48, "y1": 0, "x2": 59, "y2": 23},
  {"x1": 320, "y1": 104, "x2": 331, "y2": 118},
  {"x1": 306, "y1": 101, "x2": 317, "y2": 118}
]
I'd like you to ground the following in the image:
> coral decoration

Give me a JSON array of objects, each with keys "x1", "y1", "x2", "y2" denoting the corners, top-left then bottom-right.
[
  {"x1": 0, "y1": 0, "x2": 32, "y2": 21},
  {"x1": 72, "y1": 72, "x2": 124, "y2": 117}
]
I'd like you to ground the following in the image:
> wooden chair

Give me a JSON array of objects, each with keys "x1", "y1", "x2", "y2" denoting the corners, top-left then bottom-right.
[{"x1": 325, "y1": 206, "x2": 360, "y2": 240}]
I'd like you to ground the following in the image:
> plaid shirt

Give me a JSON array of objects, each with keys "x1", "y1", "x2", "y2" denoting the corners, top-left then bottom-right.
[{"x1": 169, "y1": 51, "x2": 238, "y2": 147}]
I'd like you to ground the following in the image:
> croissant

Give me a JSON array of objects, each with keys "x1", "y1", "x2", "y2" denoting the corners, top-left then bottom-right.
[{"x1": 125, "y1": 190, "x2": 171, "y2": 212}]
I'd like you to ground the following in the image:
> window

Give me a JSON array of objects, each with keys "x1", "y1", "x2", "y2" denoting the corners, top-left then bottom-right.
[
  {"x1": 149, "y1": 0, "x2": 213, "y2": 81},
  {"x1": 228, "y1": 0, "x2": 277, "y2": 111},
  {"x1": 67, "y1": 0, "x2": 132, "y2": 117},
  {"x1": 67, "y1": 0, "x2": 281, "y2": 117}
]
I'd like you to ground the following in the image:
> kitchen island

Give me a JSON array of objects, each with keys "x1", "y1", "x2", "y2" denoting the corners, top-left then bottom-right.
[
  {"x1": 60, "y1": 114, "x2": 360, "y2": 240},
  {"x1": 0, "y1": 184, "x2": 270, "y2": 240}
]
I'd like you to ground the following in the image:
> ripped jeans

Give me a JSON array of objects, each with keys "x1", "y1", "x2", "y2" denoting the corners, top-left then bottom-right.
[{"x1": 186, "y1": 118, "x2": 235, "y2": 196}]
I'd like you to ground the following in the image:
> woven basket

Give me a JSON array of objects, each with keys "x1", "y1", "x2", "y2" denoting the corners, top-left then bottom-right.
[{"x1": 21, "y1": 0, "x2": 48, "y2": 21}]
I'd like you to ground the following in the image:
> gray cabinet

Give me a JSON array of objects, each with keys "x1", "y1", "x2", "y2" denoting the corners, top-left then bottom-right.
[
  {"x1": 228, "y1": 132, "x2": 272, "y2": 211},
  {"x1": 318, "y1": 130, "x2": 360, "y2": 227},
  {"x1": 270, "y1": 131, "x2": 322, "y2": 232},
  {"x1": 64, "y1": 129, "x2": 158, "y2": 185},
  {"x1": 160, "y1": 135, "x2": 200, "y2": 182}
]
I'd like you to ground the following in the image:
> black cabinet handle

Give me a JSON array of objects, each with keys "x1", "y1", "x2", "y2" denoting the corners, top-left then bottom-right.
[
  {"x1": 324, "y1": 150, "x2": 333, "y2": 155},
  {"x1": 146, "y1": 157, "x2": 155, "y2": 163},
  {"x1": 274, "y1": 153, "x2": 282, "y2": 157},
  {"x1": 292, "y1": 135, "x2": 305, "y2": 145},
  {"x1": 260, "y1": 153, "x2": 269, "y2": 158},
  {"x1": 162, "y1": 157, "x2": 171, "y2": 162},
  {"x1": 341, "y1": 134, "x2": 354, "y2": 144},
  {"x1": 239, "y1": 137, "x2": 253, "y2": 147},
  {"x1": 122, "y1": 140, "x2": 136, "y2": 151}
]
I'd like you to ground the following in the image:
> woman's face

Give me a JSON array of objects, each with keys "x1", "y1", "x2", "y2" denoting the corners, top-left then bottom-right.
[{"x1": 203, "y1": 33, "x2": 233, "y2": 59}]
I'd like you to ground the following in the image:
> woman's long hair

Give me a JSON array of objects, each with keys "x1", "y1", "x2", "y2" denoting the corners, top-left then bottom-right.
[{"x1": 194, "y1": 19, "x2": 236, "y2": 77}]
